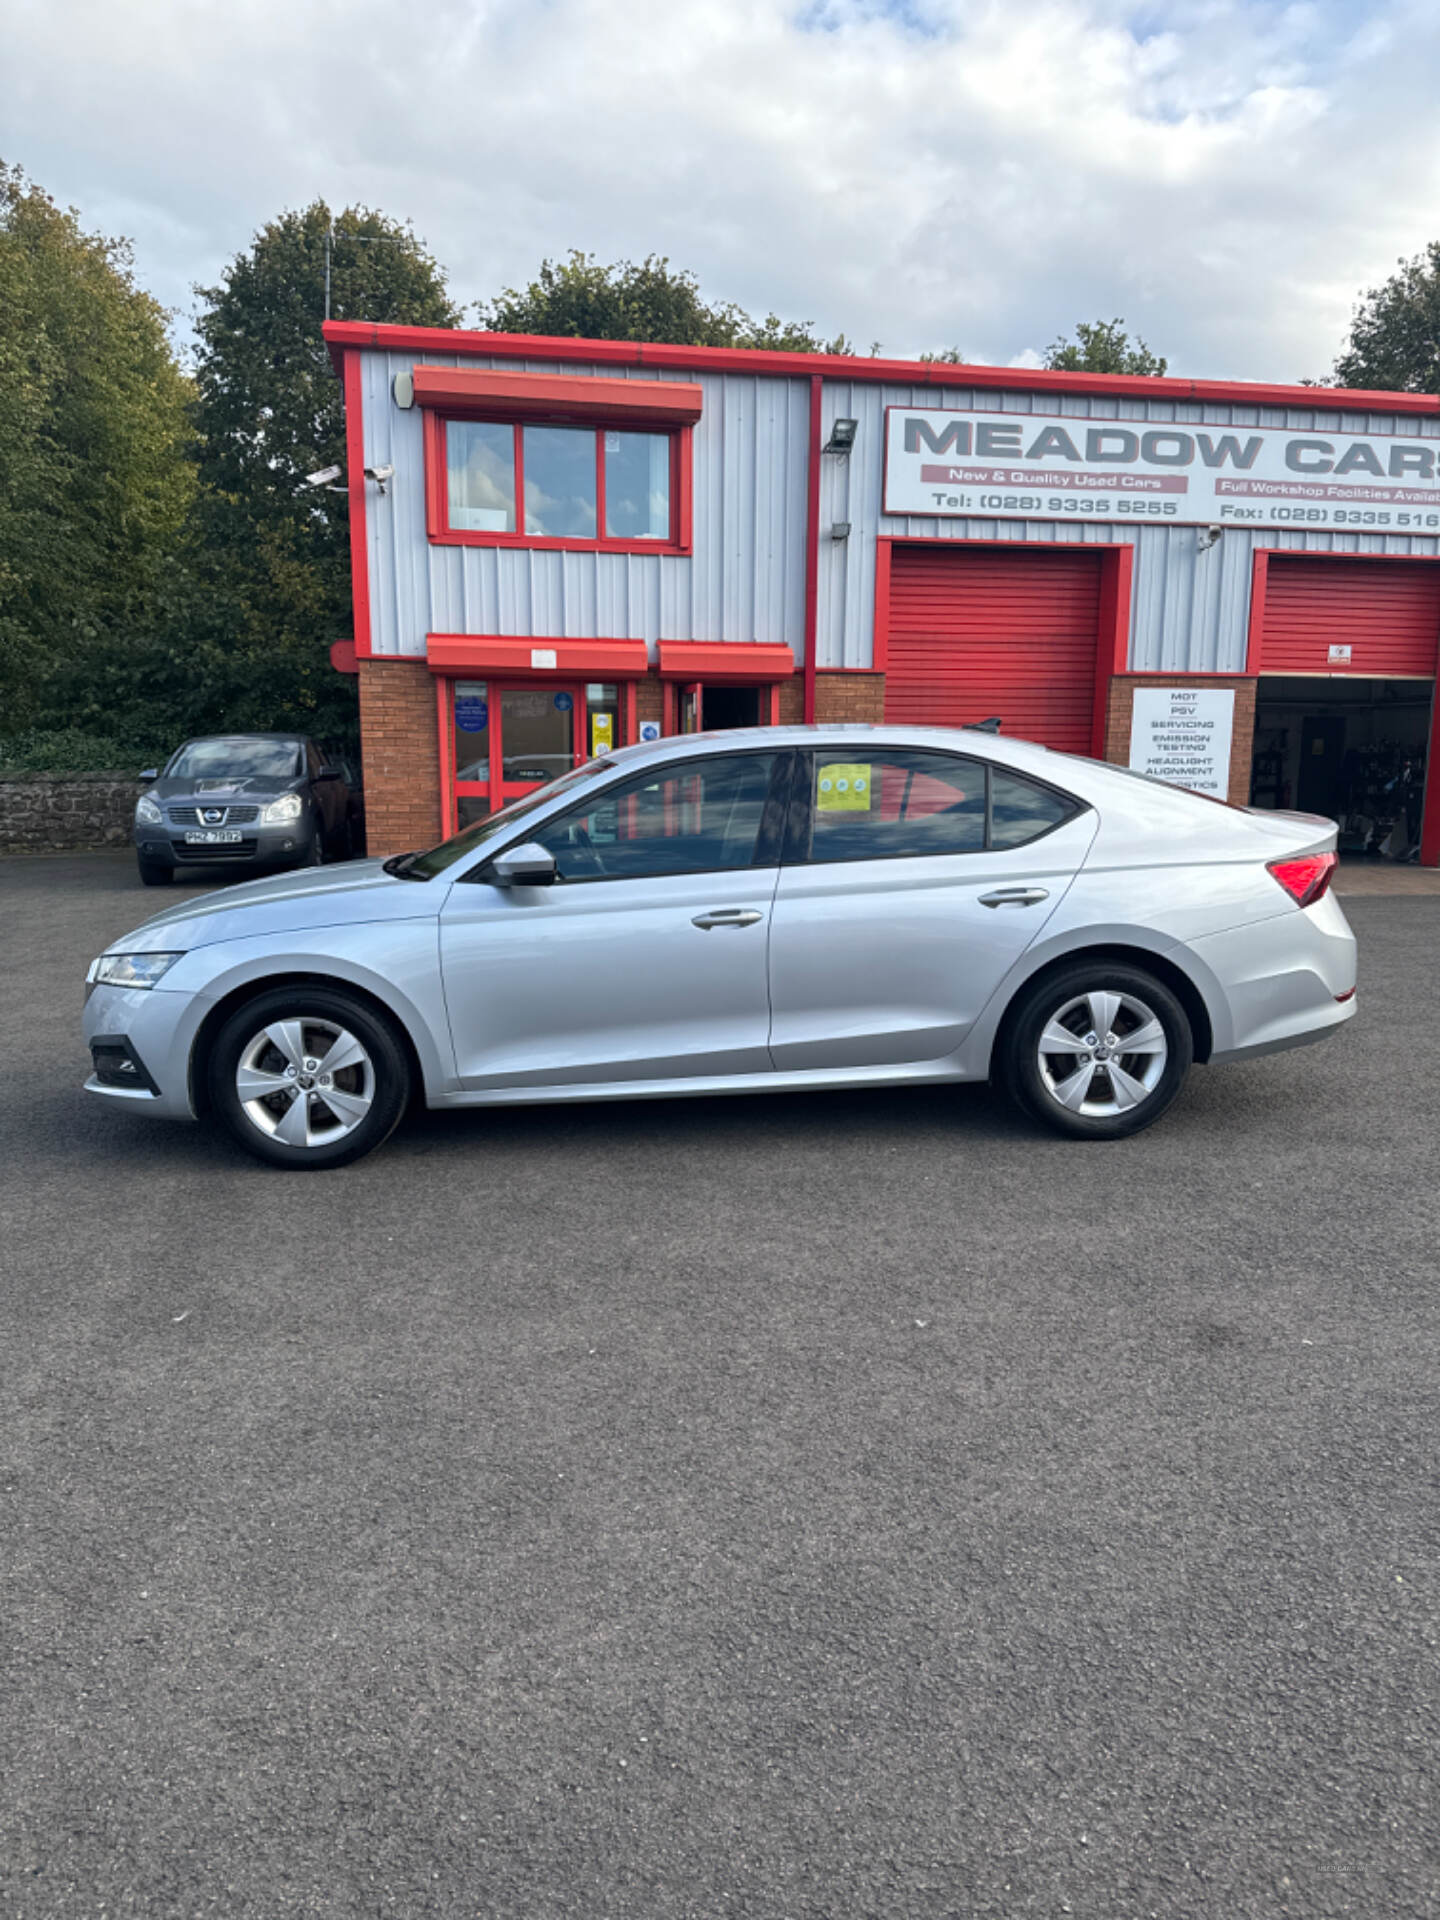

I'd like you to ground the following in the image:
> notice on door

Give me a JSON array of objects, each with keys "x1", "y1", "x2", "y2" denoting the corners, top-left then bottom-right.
[{"x1": 1128, "y1": 687, "x2": 1235, "y2": 798}]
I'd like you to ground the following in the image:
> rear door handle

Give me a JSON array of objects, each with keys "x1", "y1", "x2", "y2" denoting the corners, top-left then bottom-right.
[
  {"x1": 692, "y1": 908, "x2": 763, "y2": 930},
  {"x1": 979, "y1": 887, "x2": 1049, "y2": 908}
]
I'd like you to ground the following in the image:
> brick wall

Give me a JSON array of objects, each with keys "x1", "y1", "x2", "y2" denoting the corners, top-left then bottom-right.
[
  {"x1": 814, "y1": 671, "x2": 886, "y2": 723},
  {"x1": 1104, "y1": 676, "x2": 1258, "y2": 806},
  {"x1": 358, "y1": 659, "x2": 443, "y2": 855}
]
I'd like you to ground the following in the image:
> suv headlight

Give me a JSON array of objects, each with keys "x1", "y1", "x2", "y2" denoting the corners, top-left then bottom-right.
[
  {"x1": 135, "y1": 794, "x2": 163, "y2": 826},
  {"x1": 87, "y1": 951, "x2": 184, "y2": 990},
  {"x1": 261, "y1": 793, "x2": 304, "y2": 825}
]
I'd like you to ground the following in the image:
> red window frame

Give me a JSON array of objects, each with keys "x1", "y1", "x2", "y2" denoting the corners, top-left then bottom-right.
[{"x1": 425, "y1": 411, "x2": 693, "y2": 555}]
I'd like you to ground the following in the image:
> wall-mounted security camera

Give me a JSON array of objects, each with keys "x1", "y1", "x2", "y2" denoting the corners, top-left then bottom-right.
[
  {"x1": 365, "y1": 464, "x2": 395, "y2": 494},
  {"x1": 1197, "y1": 524, "x2": 1224, "y2": 552},
  {"x1": 303, "y1": 464, "x2": 343, "y2": 489}
]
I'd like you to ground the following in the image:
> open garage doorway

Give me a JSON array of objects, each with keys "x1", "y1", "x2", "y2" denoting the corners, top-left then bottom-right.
[{"x1": 1250, "y1": 677, "x2": 1433, "y2": 861}]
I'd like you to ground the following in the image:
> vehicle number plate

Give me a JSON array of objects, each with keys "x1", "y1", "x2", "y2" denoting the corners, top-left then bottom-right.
[{"x1": 184, "y1": 830, "x2": 243, "y2": 844}]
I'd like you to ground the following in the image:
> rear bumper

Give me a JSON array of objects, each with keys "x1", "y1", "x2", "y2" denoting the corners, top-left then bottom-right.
[{"x1": 1192, "y1": 890, "x2": 1358, "y2": 1065}]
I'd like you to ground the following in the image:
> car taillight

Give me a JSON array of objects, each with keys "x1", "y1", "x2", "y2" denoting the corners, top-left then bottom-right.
[{"x1": 1266, "y1": 850, "x2": 1337, "y2": 908}]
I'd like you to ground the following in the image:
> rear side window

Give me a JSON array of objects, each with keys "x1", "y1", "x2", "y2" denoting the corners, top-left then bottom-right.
[
  {"x1": 797, "y1": 751, "x2": 1081, "y2": 862},
  {"x1": 807, "y1": 751, "x2": 987, "y2": 862},
  {"x1": 990, "y1": 769, "x2": 1079, "y2": 848}
]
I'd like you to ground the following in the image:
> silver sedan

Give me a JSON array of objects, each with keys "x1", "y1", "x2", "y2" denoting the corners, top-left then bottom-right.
[{"x1": 82, "y1": 725, "x2": 1357, "y2": 1169}]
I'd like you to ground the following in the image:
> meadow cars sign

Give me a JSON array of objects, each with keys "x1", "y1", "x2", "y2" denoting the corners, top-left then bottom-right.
[{"x1": 883, "y1": 407, "x2": 1440, "y2": 534}]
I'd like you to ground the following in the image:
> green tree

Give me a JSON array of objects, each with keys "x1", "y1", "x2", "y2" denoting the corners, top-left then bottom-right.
[
  {"x1": 1044, "y1": 318, "x2": 1167, "y2": 377},
  {"x1": 0, "y1": 163, "x2": 192, "y2": 729},
  {"x1": 163, "y1": 201, "x2": 463, "y2": 745},
  {"x1": 1332, "y1": 243, "x2": 1440, "y2": 392},
  {"x1": 919, "y1": 346, "x2": 967, "y2": 365},
  {"x1": 481, "y1": 251, "x2": 850, "y2": 353}
]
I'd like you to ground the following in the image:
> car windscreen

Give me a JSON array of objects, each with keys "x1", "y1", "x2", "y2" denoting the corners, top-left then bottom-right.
[
  {"x1": 167, "y1": 740, "x2": 302, "y2": 782},
  {"x1": 401, "y1": 759, "x2": 620, "y2": 878}
]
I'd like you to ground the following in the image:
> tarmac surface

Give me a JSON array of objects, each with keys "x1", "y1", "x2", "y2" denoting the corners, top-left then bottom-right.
[{"x1": 3, "y1": 852, "x2": 1439, "y2": 1919}]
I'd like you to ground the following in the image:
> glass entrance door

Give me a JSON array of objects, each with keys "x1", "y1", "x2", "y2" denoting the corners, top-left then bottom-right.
[{"x1": 449, "y1": 680, "x2": 598, "y2": 831}]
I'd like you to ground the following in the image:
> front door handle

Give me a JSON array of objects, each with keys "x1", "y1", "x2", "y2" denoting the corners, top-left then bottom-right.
[
  {"x1": 692, "y1": 908, "x2": 763, "y2": 930},
  {"x1": 979, "y1": 887, "x2": 1050, "y2": 909}
]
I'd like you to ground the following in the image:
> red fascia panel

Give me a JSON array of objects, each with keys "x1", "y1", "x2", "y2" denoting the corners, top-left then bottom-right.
[
  {"x1": 657, "y1": 642, "x2": 796, "y2": 682},
  {"x1": 323, "y1": 320, "x2": 1440, "y2": 417},
  {"x1": 411, "y1": 365, "x2": 703, "y2": 426},
  {"x1": 426, "y1": 634, "x2": 650, "y2": 677}
]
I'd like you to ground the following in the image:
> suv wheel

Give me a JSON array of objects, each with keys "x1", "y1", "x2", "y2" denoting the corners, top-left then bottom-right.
[
  {"x1": 137, "y1": 855, "x2": 173, "y2": 887},
  {"x1": 997, "y1": 962, "x2": 1193, "y2": 1140},
  {"x1": 208, "y1": 987, "x2": 411, "y2": 1169}
]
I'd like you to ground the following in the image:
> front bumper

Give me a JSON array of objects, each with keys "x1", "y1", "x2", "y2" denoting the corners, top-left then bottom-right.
[
  {"x1": 82, "y1": 982, "x2": 209, "y2": 1120},
  {"x1": 135, "y1": 821, "x2": 318, "y2": 869}
]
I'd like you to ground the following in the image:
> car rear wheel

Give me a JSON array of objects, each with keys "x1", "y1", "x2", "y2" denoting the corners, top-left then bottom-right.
[
  {"x1": 208, "y1": 987, "x2": 411, "y2": 1169},
  {"x1": 137, "y1": 855, "x2": 173, "y2": 886},
  {"x1": 997, "y1": 962, "x2": 1193, "y2": 1140}
]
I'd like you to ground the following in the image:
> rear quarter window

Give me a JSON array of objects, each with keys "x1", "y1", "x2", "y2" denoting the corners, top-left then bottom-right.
[{"x1": 989, "y1": 769, "x2": 1083, "y2": 849}]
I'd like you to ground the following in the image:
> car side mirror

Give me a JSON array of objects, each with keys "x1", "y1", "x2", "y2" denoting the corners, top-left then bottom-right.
[
  {"x1": 138, "y1": 768, "x2": 159, "y2": 782},
  {"x1": 488, "y1": 841, "x2": 557, "y2": 887}
]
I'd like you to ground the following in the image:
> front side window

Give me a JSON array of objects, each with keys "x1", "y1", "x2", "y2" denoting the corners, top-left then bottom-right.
[
  {"x1": 534, "y1": 752, "x2": 781, "y2": 881},
  {"x1": 443, "y1": 419, "x2": 674, "y2": 544}
]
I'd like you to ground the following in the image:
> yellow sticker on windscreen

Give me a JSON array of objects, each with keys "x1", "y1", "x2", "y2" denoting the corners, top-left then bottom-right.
[{"x1": 816, "y1": 763, "x2": 872, "y2": 811}]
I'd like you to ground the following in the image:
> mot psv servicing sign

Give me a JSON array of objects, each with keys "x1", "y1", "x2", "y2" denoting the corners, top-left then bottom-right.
[{"x1": 882, "y1": 407, "x2": 1440, "y2": 534}]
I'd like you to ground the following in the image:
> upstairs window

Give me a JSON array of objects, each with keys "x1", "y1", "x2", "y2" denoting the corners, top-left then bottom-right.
[{"x1": 441, "y1": 419, "x2": 675, "y2": 546}]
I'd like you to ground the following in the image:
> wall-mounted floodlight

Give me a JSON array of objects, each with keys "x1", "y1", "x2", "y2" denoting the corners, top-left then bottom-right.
[
  {"x1": 831, "y1": 522, "x2": 852, "y2": 540},
  {"x1": 823, "y1": 418, "x2": 858, "y2": 454},
  {"x1": 303, "y1": 464, "x2": 343, "y2": 489}
]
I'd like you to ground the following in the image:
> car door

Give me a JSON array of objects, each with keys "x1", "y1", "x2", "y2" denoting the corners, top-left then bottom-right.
[
  {"x1": 439, "y1": 747, "x2": 791, "y2": 1090},
  {"x1": 766, "y1": 747, "x2": 1097, "y2": 1070}
]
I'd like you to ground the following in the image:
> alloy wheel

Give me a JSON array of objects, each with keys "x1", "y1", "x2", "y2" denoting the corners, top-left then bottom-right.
[
  {"x1": 1036, "y1": 988, "x2": 1169, "y2": 1119},
  {"x1": 234, "y1": 1017, "x2": 375, "y2": 1149}
]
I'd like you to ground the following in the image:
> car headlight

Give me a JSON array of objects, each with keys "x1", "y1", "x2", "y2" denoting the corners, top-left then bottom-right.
[
  {"x1": 86, "y1": 951, "x2": 184, "y2": 990},
  {"x1": 261, "y1": 793, "x2": 304, "y2": 825},
  {"x1": 135, "y1": 794, "x2": 163, "y2": 825}
]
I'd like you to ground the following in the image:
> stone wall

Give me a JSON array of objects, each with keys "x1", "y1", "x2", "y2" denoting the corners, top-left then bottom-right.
[{"x1": 0, "y1": 775, "x2": 140, "y2": 852}]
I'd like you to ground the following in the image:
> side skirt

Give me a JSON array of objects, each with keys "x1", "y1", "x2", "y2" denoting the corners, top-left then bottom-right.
[{"x1": 429, "y1": 1058, "x2": 976, "y2": 1109}]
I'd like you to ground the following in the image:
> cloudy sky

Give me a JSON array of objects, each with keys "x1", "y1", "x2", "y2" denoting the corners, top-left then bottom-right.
[{"x1": 4, "y1": 0, "x2": 1439, "y2": 380}]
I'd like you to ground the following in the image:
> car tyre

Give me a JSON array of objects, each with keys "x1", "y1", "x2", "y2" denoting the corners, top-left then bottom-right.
[
  {"x1": 137, "y1": 855, "x2": 173, "y2": 886},
  {"x1": 997, "y1": 961, "x2": 1193, "y2": 1140},
  {"x1": 208, "y1": 986, "x2": 411, "y2": 1170}
]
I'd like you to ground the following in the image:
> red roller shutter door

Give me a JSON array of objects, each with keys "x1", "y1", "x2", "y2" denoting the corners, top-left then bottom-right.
[
  {"x1": 1259, "y1": 556, "x2": 1440, "y2": 676},
  {"x1": 886, "y1": 545, "x2": 1101, "y2": 753}
]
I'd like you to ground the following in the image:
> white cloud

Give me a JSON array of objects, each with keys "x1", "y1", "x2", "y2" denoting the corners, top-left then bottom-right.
[{"x1": 3, "y1": 0, "x2": 1439, "y2": 380}]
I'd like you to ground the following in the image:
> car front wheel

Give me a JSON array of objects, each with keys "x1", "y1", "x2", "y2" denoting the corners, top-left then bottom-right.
[
  {"x1": 208, "y1": 987, "x2": 411, "y2": 1169},
  {"x1": 997, "y1": 962, "x2": 1193, "y2": 1140}
]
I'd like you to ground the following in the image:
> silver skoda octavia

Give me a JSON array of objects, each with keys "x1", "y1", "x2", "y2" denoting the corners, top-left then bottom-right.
[{"x1": 83, "y1": 725, "x2": 1357, "y2": 1170}]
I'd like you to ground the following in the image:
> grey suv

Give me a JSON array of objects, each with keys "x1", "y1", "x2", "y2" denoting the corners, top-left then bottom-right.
[{"x1": 133, "y1": 734, "x2": 357, "y2": 886}]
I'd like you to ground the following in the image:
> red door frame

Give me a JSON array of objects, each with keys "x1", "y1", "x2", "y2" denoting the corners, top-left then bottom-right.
[
  {"x1": 440, "y1": 676, "x2": 623, "y2": 833},
  {"x1": 873, "y1": 534, "x2": 1134, "y2": 759},
  {"x1": 1247, "y1": 547, "x2": 1440, "y2": 867}
]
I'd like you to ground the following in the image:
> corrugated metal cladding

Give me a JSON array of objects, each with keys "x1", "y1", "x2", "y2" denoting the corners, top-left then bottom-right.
[
  {"x1": 1261, "y1": 557, "x2": 1440, "y2": 676},
  {"x1": 357, "y1": 346, "x2": 1440, "y2": 672},
  {"x1": 357, "y1": 350, "x2": 810, "y2": 659},
  {"x1": 817, "y1": 381, "x2": 1440, "y2": 673}
]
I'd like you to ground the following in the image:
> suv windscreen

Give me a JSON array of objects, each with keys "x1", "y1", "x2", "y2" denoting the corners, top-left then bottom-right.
[{"x1": 167, "y1": 740, "x2": 302, "y2": 782}]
